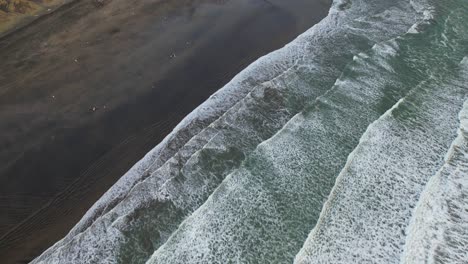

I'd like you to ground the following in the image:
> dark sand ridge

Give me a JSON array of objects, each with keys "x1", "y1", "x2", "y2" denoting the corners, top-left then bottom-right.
[
  {"x1": 0, "y1": 0, "x2": 330, "y2": 262},
  {"x1": 0, "y1": 0, "x2": 71, "y2": 37}
]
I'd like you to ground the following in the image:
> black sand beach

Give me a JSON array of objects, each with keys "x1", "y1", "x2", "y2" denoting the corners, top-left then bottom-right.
[{"x1": 0, "y1": 0, "x2": 330, "y2": 262}]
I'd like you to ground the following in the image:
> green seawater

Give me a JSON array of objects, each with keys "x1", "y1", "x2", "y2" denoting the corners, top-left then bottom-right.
[{"x1": 32, "y1": 0, "x2": 468, "y2": 263}]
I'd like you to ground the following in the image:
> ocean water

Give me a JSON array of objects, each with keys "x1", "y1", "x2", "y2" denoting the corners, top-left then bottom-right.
[{"x1": 32, "y1": 0, "x2": 468, "y2": 263}]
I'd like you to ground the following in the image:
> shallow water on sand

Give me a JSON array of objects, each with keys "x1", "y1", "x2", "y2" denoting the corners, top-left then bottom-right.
[
  {"x1": 0, "y1": 0, "x2": 330, "y2": 263},
  {"x1": 16, "y1": 0, "x2": 468, "y2": 263}
]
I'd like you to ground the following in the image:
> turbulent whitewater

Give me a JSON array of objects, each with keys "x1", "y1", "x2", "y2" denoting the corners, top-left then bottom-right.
[{"x1": 33, "y1": 0, "x2": 468, "y2": 263}]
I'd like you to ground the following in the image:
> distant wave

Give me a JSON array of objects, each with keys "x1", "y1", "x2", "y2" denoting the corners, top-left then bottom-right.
[
  {"x1": 32, "y1": 0, "x2": 468, "y2": 263},
  {"x1": 402, "y1": 61, "x2": 468, "y2": 263}
]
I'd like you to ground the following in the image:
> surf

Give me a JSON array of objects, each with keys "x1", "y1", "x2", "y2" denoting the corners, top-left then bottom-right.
[{"x1": 31, "y1": 0, "x2": 468, "y2": 263}]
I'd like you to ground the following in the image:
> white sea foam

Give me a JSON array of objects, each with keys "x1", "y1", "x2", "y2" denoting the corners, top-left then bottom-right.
[
  {"x1": 32, "y1": 0, "x2": 435, "y2": 263},
  {"x1": 31, "y1": 3, "x2": 330, "y2": 264},
  {"x1": 294, "y1": 54, "x2": 468, "y2": 263},
  {"x1": 402, "y1": 59, "x2": 468, "y2": 264},
  {"x1": 32, "y1": 5, "x2": 307, "y2": 264},
  {"x1": 145, "y1": 4, "x2": 437, "y2": 263}
]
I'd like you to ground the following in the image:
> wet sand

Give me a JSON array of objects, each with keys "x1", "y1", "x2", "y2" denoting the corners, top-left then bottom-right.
[{"x1": 0, "y1": 0, "x2": 330, "y2": 263}]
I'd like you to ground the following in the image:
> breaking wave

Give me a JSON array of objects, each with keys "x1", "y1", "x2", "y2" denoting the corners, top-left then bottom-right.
[{"x1": 32, "y1": 0, "x2": 468, "y2": 263}]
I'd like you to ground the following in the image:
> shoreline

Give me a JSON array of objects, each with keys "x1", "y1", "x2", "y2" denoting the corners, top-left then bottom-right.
[{"x1": 0, "y1": 0, "x2": 330, "y2": 262}]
